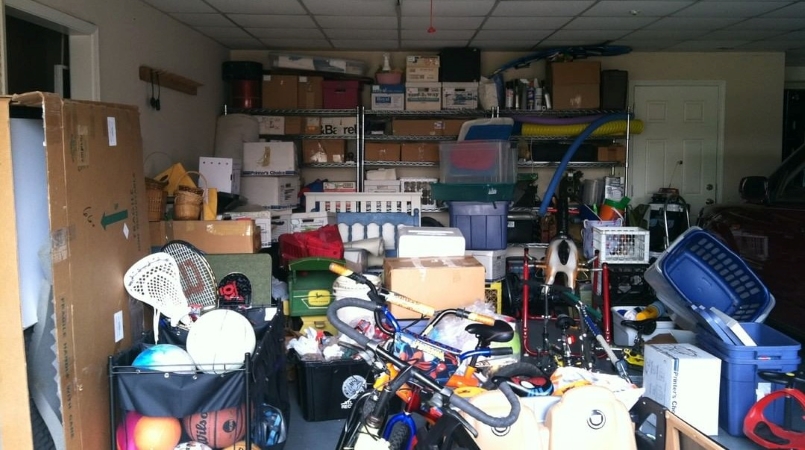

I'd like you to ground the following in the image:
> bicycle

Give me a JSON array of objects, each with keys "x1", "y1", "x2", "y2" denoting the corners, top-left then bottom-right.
[{"x1": 327, "y1": 264, "x2": 523, "y2": 450}]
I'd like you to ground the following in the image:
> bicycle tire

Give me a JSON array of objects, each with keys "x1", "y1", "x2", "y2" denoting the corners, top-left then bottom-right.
[
  {"x1": 387, "y1": 421, "x2": 412, "y2": 450},
  {"x1": 337, "y1": 391, "x2": 376, "y2": 450}
]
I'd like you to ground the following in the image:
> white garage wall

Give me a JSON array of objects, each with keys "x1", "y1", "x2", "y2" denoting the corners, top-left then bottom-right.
[{"x1": 14, "y1": 0, "x2": 229, "y2": 175}]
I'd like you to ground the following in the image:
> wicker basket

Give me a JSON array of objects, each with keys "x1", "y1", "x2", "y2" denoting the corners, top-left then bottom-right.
[
  {"x1": 145, "y1": 177, "x2": 168, "y2": 222},
  {"x1": 173, "y1": 171, "x2": 207, "y2": 220}
]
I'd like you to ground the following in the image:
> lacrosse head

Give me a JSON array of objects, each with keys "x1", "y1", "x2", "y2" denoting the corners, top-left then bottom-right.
[{"x1": 124, "y1": 253, "x2": 192, "y2": 326}]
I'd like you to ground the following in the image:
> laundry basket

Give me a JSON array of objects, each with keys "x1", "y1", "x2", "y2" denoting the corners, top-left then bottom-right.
[{"x1": 644, "y1": 226, "x2": 775, "y2": 330}]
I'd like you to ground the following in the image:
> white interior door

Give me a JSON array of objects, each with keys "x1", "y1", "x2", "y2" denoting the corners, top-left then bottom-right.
[{"x1": 629, "y1": 83, "x2": 723, "y2": 217}]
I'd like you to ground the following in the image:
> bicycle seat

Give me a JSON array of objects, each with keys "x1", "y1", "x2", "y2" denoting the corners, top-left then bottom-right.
[
  {"x1": 465, "y1": 320, "x2": 514, "y2": 344},
  {"x1": 620, "y1": 318, "x2": 657, "y2": 336}
]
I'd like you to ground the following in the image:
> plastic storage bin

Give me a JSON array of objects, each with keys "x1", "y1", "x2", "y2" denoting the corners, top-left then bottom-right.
[
  {"x1": 644, "y1": 227, "x2": 775, "y2": 331},
  {"x1": 696, "y1": 322, "x2": 802, "y2": 436},
  {"x1": 448, "y1": 201, "x2": 509, "y2": 250},
  {"x1": 323, "y1": 80, "x2": 361, "y2": 109},
  {"x1": 439, "y1": 140, "x2": 517, "y2": 184},
  {"x1": 295, "y1": 356, "x2": 372, "y2": 421},
  {"x1": 431, "y1": 183, "x2": 515, "y2": 202}
]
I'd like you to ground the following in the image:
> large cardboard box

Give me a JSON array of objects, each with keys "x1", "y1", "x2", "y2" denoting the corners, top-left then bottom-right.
[
  {"x1": 240, "y1": 175, "x2": 301, "y2": 208},
  {"x1": 298, "y1": 75, "x2": 324, "y2": 109},
  {"x1": 405, "y1": 82, "x2": 442, "y2": 111},
  {"x1": 406, "y1": 55, "x2": 440, "y2": 82},
  {"x1": 320, "y1": 117, "x2": 358, "y2": 136},
  {"x1": 597, "y1": 145, "x2": 626, "y2": 164},
  {"x1": 149, "y1": 220, "x2": 171, "y2": 249},
  {"x1": 224, "y1": 209, "x2": 274, "y2": 248},
  {"x1": 548, "y1": 62, "x2": 601, "y2": 110},
  {"x1": 262, "y1": 74, "x2": 298, "y2": 109},
  {"x1": 302, "y1": 139, "x2": 347, "y2": 163},
  {"x1": 170, "y1": 220, "x2": 260, "y2": 254},
  {"x1": 401, "y1": 142, "x2": 439, "y2": 162},
  {"x1": 242, "y1": 141, "x2": 297, "y2": 175},
  {"x1": 0, "y1": 93, "x2": 150, "y2": 449},
  {"x1": 392, "y1": 119, "x2": 443, "y2": 136},
  {"x1": 384, "y1": 256, "x2": 485, "y2": 319},
  {"x1": 643, "y1": 343, "x2": 722, "y2": 436},
  {"x1": 364, "y1": 142, "x2": 401, "y2": 161}
]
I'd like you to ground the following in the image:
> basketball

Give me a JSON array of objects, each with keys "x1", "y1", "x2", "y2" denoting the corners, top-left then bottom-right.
[
  {"x1": 186, "y1": 309, "x2": 256, "y2": 374},
  {"x1": 133, "y1": 415, "x2": 182, "y2": 450},
  {"x1": 173, "y1": 442, "x2": 213, "y2": 450},
  {"x1": 182, "y1": 404, "x2": 247, "y2": 448},
  {"x1": 116, "y1": 411, "x2": 142, "y2": 450},
  {"x1": 222, "y1": 441, "x2": 261, "y2": 450},
  {"x1": 132, "y1": 344, "x2": 196, "y2": 374}
]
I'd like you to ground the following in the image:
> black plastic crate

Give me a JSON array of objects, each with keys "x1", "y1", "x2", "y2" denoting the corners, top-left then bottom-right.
[{"x1": 296, "y1": 357, "x2": 372, "y2": 422}]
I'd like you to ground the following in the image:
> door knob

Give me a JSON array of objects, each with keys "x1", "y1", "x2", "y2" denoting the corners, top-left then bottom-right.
[
  {"x1": 706, "y1": 184, "x2": 714, "y2": 191},
  {"x1": 705, "y1": 198, "x2": 714, "y2": 205}
]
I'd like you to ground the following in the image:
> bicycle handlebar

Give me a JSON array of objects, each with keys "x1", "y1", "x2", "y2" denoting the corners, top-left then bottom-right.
[
  {"x1": 327, "y1": 297, "x2": 521, "y2": 429},
  {"x1": 329, "y1": 263, "x2": 496, "y2": 326}
]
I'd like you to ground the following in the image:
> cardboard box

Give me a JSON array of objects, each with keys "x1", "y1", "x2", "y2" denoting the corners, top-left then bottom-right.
[
  {"x1": 598, "y1": 145, "x2": 626, "y2": 164},
  {"x1": 442, "y1": 119, "x2": 466, "y2": 137},
  {"x1": 240, "y1": 175, "x2": 301, "y2": 208},
  {"x1": 323, "y1": 80, "x2": 361, "y2": 109},
  {"x1": 466, "y1": 249, "x2": 507, "y2": 281},
  {"x1": 392, "y1": 119, "x2": 443, "y2": 136},
  {"x1": 271, "y1": 208, "x2": 293, "y2": 241},
  {"x1": 384, "y1": 256, "x2": 485, "y2": 319},
  {"x1": 199, "y1": 156, "x2": 242, "y2": 194},
  {"x1": 643, "y1": 343, "x2": 721, "y2": 436},
  {"x1": 442, "y1": 82, "x2": 479, "y2": 110},
  {"x1": 242, "y1": 141, "x2": 297, "y2": 175},
  {"x1": 364, "y1": 142, "x2": 401, "y2": 161},
  {"x1": 406, "y1": 56, "x2": 440, "y2": 82},
  {"x1": 549, "y1": 62, "x2": 601, "y2": 110},
  {"x1": 364, "y1": 180, "x2": 401, "y2": 193},
  {"x1": 257, "y1": 116, "x2": 285, "y2": 135},
  {"x1": 262, "y1": 75, "x2": 298, "y2": 109},
  {"x1": 304, "y1": 117, "x2": 322, "y2": 135},
  {"x1": 320, "y1": 117, "x2": 358, "y2": 136},
  {"x1": 149, "y1": 221, "x2": 171, "y2": 249},
  {"x1": 171, "y1": 220, "x2": 260, "y2": 254},
  {"x1": 549, "y1": 61, "x2": 601, "y2": 85},
  {"x1": 552, "y1": 84, "x2": 601, "y2": 110},
  {"x1": 291, "y1": 212, "x2": 337, "y2": 232},
  {"x1": 225, "y1": 209, "x2": 274, "y2": 248},
  {"x1": 401, "y1": 142, "x2": 439, "y2": 162},
  {"x1": 302, "y1": 139, "x2": 346, "y2": 163},
  {"x1": 0, "y1": 93, "x2": 150, "y2": 449},
  {"x1": 298, "y1": 75, "x2": 323, "y2": 109},
  {"x1": 285, "y1": 116, "x2": 303, "y2": 135},
  {"x1": 371, "y1": 84, "x2": 405, "y2": 111},
  {"x1": 406, "y1": 82, "x2": 442, "y2": 111},
  {"x1": 323, "y1": 181, "x2": 357, "y2": 192}
]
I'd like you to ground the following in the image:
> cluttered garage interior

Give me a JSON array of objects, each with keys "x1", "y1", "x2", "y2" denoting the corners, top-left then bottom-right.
[{"x1": 3, "y1": 0, "x2": 805, "y2": 449}]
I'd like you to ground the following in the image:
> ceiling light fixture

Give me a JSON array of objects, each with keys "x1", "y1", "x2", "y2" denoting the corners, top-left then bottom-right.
[{"x1": 428, "y1": 0, "x2": 436, "y2": 33}]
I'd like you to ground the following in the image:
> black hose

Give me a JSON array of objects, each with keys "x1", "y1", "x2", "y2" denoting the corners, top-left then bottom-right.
[{"x1": 327, "y1": 298, "x2": 521, "y2": 428}]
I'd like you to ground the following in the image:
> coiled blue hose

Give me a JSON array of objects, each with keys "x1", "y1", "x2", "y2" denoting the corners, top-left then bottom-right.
[{"x1": 538, "y1": 113, "x2": 631, "y2": 217}]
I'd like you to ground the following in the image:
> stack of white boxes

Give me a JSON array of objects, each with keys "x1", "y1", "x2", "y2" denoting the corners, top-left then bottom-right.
[{"x1": 240, "y1": 141, "x2": 301, "y2": 211}]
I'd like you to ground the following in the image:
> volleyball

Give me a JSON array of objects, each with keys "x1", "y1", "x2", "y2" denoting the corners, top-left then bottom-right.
[{"x1": 186, "y1": 309, "x2": 255, "y2": 374}]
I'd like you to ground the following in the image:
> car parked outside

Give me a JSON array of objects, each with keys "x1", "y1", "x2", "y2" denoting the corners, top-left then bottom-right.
[{"x1": 697, "y1": 143, "x2": 805, "y2": 343}]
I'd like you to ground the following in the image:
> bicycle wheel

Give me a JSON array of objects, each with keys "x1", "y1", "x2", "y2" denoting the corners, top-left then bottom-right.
[{"x1": 387, "y1": 421, "x2": 412, "y2": 450}]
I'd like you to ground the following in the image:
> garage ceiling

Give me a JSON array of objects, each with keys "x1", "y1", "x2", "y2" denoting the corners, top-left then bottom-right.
[{"x1": 142, "y1": 0, "x2": 805, "y2": 65}]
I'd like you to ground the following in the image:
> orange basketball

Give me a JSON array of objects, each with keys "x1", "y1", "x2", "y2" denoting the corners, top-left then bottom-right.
[
  {"x1": 182, "y1": 404, "x2": 247, "y2": 448},
  {"x1": 133, "y1": 415, "x2": 182, "y2": 450}
]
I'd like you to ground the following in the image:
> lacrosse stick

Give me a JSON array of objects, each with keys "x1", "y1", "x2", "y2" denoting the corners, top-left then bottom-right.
[
  {"x1": 161, "y1": 240, "x2": 218, "y2": 313},
  {"x1": 124, "y1": 253, "x2": 193, "y2": 343}
]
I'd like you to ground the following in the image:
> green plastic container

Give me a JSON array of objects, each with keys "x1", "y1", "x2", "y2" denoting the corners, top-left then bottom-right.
[{"x1": 431, "y1": 183, "x2": 515, "y2": 202}]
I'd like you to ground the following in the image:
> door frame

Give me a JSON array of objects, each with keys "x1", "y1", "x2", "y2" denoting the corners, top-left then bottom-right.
[
  {"x1": 1, "y1": 0, "x2": 100, "y2": 100},
  {"x1": 628, "y1": 80, "x2": 726, "y2": 206}
]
